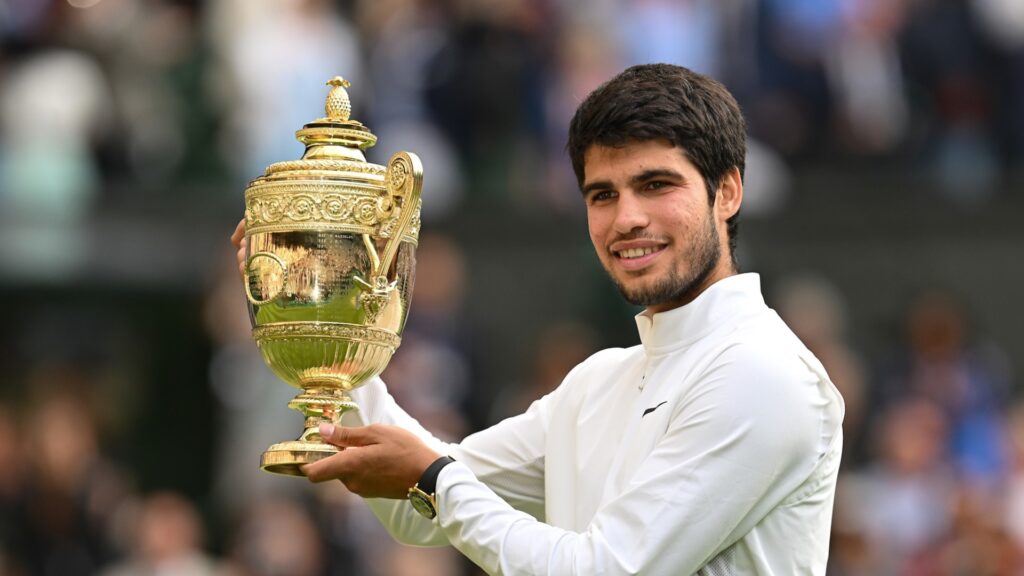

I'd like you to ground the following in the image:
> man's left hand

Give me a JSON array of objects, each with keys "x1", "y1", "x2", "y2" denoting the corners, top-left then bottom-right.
[{"x1": 304, "y1": 423, "x2": 442, "y2": 499}]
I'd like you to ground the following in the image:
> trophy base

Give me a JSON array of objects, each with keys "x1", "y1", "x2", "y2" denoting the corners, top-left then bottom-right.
[{"x1": 260, "y1": 440, "x2": 339, "y2": 476}]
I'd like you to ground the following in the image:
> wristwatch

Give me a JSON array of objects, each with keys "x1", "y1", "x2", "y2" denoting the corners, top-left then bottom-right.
[{"x1": 408, "y1": 455, "x2": 456, "y2": 519}]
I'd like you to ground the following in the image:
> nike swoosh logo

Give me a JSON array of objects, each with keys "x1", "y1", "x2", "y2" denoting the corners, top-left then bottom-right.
[{"x1": 642, "y1": 401, "x2": 668, "y2": 417}]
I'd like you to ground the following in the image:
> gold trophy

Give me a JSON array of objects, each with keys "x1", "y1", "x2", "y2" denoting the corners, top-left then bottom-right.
[{"x1": 243, "y1": 77, "x2": 423, "y2": 476}]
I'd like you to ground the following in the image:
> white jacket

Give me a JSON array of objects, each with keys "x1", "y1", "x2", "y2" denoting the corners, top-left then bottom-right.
[{"x1": 345, "y1": 273, "x2": 845, "y2": 575}]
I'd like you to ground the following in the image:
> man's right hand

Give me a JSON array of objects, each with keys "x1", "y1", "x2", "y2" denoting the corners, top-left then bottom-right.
[{"x1": 230, "y1": 218, "x2": 246, "y2": 279}]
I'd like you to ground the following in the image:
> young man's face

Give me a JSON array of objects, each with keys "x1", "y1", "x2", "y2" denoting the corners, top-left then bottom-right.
[{"x1": 582, "y1": 139, "x2": 737, "y2": 313}]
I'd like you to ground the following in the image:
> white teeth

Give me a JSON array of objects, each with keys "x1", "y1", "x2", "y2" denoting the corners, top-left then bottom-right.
[{"x1": 618, "y1": 247, "x2": 658, "y2": 259}]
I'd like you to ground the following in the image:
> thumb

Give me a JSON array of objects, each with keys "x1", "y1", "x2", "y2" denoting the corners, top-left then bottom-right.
[{"x1": 319, "y1": 423, "x2": 376, "y2": 448}]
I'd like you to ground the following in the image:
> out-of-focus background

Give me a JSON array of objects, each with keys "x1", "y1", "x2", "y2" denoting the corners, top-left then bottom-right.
[{"x1": 1, "y1": 0, "x2": 1022, "y2": 574}]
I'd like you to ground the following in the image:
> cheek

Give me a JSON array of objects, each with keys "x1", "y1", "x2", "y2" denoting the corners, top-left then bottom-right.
[
  {"x1": 673, "y1": 203, "x2": 710, "y2": 232},
  {"x1": 586, "y1": 212, "x2": 604, "y2": 245},
  {"x1": 588, "y1": 229, "x2": 604, "y2": 258},
  {"x1": 587, "y1": 228, "x2": 611, "y2": 263}
]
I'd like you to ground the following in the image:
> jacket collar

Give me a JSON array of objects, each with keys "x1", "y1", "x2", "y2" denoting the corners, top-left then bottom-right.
[{"x1": 634, "y1": 273, "x2": 766, "y2": 355}]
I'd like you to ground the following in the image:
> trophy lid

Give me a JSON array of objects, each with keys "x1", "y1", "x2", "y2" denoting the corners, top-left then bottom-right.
[
  {"x1": 262, "y1": 76, "x2": 382, "y2": 177},
  {"x1": 246, "y1": 76, "x2": 421, "y2": 245}
]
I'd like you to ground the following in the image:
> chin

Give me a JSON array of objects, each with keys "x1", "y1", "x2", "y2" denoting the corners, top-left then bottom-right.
[{"x1": 621, "y1": 285, "x2": 662, "y2": 306}]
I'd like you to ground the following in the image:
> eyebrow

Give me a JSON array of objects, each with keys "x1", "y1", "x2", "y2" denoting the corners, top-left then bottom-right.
[{"x1": 581, "y1": 168, "x2": 687, "y2": 196}]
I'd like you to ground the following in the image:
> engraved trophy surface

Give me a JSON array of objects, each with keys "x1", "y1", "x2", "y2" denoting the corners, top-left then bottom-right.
[{"x1": 244, "y1": 77, "x2": 423, "y2": 476}]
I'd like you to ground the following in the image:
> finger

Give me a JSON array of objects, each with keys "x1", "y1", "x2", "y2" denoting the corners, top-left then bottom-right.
[
  {"x1": 319, "y1": 423, "x2": 377, "y2": 448},
  {"x1": 229, "y1": 217, "x2": 246, "y2": 249},
  {"x1": 303, "y1": 450, "x2": 354, "y2": 483}
]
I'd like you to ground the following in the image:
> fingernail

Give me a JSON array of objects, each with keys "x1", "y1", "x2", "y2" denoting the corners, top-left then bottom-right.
[{"x1": 319, "y1": 423, "x2": 334, "y2": 438}]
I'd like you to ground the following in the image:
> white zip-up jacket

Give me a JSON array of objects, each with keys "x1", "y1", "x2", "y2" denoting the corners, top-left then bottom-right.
[{"x1": 344, "y1": 273, "x2": 845, "y2": 575}]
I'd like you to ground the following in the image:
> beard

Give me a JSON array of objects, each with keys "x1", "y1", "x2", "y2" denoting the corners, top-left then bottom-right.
[{"x1": 609, "y1": 211, "x2": 721, "y2": 308}]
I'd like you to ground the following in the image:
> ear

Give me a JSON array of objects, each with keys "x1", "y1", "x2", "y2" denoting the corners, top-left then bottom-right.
[{"x1": 715, "y1": 167, "x2": 743, "y2": 223}]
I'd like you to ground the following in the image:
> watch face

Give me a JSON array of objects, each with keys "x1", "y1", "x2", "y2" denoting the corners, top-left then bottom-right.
[{"x1": 409, "y1": 490, "x2": 437, "y2": 519}]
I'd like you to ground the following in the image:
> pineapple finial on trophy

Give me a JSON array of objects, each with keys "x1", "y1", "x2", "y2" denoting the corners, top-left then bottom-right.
[{"x1": 325, "y1": 76, "x2": 352, "y2": 122}]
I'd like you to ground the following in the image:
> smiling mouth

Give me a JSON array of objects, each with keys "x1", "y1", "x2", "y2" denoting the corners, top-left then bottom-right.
[{"x1": 615, "y1": 246, "x2": 664, "y2": 259}]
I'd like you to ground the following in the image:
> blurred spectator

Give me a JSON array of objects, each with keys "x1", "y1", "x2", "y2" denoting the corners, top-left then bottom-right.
[
  {"x1": 750, "y1": 0, "x2": 843, "y2": 157},
  {"x1": 826, "y1": 0, "x2": 909, "y2": 155},
  {"x1": 971, "y1": 0, "x2": 1024, "y2": 162},
  {"x1": 224, "y1": 497, "x2": 326, "y2": 576},
  {"x1": 829, "y1": 475, "x2": 878, "y2": 576},
  {"x1": 835, "y1": 398, "x2": 956, "y2": 573},
  {"x1": 900, "y1": 0, "x2": 1000, "y2": 201},
  {"x1": 421, "y1": 0, "x2": 548, "y2": 208},
  {"x1": 739, "y1": 138, "x2": 792, "y2": 217},
  {"x1": 0, "y1": 48, "x2": 110, "y2": 223},
  {"x1": 58, "y1": 0, "x2": 213, "y2": 187},
  {"x1": 906, "y1": 485, "x2": 1022, "y2": 575},
  {"x1": 101, "y1": 492, "x2": 226, "y2": 576},
  {"x1": 541, "y1": 20, "x2": 622, "y2": 211},
  {"x1": 358, "y1": 0, "x2": 465, "y2": 219},
  {"x1": 877, "y1": 290, "x2": 1011, "y2": 485},
  {"x1": 11, "y1": 380, "x2": 132, "y2": 576},
  {"x1": 0, "y1": 46, "x2": 108, "y2": 279},
  {"x1": 972, "y1": 0, "x2": 1024, "y2": 50},
  {"x1": 208, "y1": 0, "x2": 364, "y2": 181},
  {"x1": 621, "y1": 0, "x2": 722, "y2": 77}
]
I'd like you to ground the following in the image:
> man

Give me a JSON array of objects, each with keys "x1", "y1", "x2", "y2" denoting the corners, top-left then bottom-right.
[{"x1": 231, "y1": 63, "x2": 844, "y2": 575}]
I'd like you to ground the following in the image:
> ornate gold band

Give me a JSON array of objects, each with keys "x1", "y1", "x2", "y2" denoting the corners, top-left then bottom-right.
[
  {"x1": 245, "y1": 182, "x2": 420, "y2": 242},
  {"x1": 253, "y1": 322, "x2": 402, "y2": 349}
]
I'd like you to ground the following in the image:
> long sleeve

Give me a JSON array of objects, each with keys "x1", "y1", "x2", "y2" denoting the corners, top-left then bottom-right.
[
  {"x1": 344, "y1": 375, "x2": 554, "y2": 546},
  {"x1": 342, "y1": 378, "x2": 450, "y2": 546},
  {"x1": 430, "y1": 341, "x2": 843, "y2": 575}
]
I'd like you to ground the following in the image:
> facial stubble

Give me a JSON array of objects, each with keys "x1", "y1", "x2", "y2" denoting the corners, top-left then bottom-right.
[{"x1": 608, "y1": 209, "x2": 721, "y2": 308}]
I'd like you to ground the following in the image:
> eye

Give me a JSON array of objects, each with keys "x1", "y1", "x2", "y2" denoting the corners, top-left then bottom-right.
[
  {"x1": 587, "y1": 190, "x2": 616, "y2": 204},
  {"x1": 643, "y1": 180, "x2": 670, "y2": 192}
]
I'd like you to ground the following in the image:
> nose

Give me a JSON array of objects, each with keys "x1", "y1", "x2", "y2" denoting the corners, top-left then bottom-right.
[{"x1": 613, "y1": 192, "x2": 649, "y2": 234}]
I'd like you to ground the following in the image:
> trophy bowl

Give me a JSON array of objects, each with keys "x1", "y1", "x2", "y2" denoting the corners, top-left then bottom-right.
[{"x1": 243, "y1": 77, "x2": 423, "y2": 476}]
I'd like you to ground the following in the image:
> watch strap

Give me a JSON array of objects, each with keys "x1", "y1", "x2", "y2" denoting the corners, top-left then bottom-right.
[{"x1": 416, "y1": 455, "x2": 455, "y2": 495}]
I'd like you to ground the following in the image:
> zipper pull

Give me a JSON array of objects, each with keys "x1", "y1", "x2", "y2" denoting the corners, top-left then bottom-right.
[{"x1": 639, "y1": 354, "x2": 652, "y2": 391}]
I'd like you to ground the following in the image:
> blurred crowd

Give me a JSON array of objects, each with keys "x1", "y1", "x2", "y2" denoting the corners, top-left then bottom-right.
[
  {"x1": 1, "y1": 0, "x2": 1023, "y2": 575},
  {"x1": 2, "y1": 0, "x2": 1023, "y2": 222}
]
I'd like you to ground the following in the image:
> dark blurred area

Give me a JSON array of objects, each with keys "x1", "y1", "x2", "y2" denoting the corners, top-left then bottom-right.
[{"x1": 1, "y1": 0, "x2": 1022, "y2": 574}]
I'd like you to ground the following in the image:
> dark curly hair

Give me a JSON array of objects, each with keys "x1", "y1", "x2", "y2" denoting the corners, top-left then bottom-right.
[{"x1": 567, "y1": 63, "x2": 746, "y2": 264}]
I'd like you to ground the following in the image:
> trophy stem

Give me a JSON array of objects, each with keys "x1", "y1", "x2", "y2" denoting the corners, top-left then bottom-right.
[{"x1": 260, "y1": 386, "x2": 359, "y2": 476}]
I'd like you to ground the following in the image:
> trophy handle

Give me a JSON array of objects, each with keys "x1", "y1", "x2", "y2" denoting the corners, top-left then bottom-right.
[
  {"x1": 376, "y1": 151, "x2": 423, "y2": 280},
  {"x1": 353, "y1": 151, "x2": 422, "y2": 321}
]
